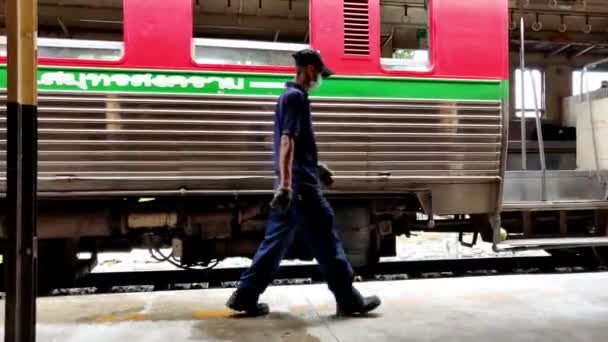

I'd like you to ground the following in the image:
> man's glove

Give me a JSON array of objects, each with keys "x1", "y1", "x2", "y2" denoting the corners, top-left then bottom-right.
[
  {"x1": 270, "y1": 187, "x2": 293, "y2": 213},
  {"x1": 318, "y1": 162, "x2": 335, "y2": 188}
]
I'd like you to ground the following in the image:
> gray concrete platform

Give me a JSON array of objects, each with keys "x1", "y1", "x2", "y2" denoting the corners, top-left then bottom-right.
[{"x1": 2, "y1": 272, "x2": 608, "y2": 341}]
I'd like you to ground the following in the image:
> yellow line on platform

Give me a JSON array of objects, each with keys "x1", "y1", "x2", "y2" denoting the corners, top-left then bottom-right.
[
  {"x1": 192, "y1": 309, "x2": 233, "y2": 319},
  {"x1": 94, "y1": 314, "x2": 146, "y2": 323}
]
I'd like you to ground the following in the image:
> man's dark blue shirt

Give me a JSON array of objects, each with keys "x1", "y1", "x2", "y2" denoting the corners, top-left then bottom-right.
[{"x1": 273, "y1": 82, "x2": 319, "y2": 189}]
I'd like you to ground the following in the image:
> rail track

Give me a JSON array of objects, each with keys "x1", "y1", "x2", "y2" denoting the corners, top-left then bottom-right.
[{"x1": 41, "y1": 247, "x2": 608, "y2": 296}]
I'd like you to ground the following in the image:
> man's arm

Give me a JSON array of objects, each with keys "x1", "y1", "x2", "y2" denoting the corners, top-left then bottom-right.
[
  {"x1": 278, "y1": 134, "x2": 295, "y2": 189},
  {"x1": 278, "y1": 92, "x2": 303, "y2": 190},
  {"x1": 270, "y1": 91, "x2": 301, "y2": 212}
]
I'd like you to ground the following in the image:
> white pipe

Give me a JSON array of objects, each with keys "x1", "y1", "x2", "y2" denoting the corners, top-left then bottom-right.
[
  {"x1": 520, "y1": 17, "x2": 527, "y2": 170},
  {"x1": 528, "y1": 69, "x2": 547, "y2": 200},
  {"x1": 528, "y1": 73, "x2": 546, "y2": 172}
]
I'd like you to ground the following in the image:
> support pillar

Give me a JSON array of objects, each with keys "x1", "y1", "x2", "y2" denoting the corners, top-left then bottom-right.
[{"x1": 4, "y1": 0, "x2": 39, "y2": 341}]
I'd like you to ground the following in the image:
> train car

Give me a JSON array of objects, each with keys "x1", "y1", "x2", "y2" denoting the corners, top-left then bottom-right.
[{"x1": 0, "y1": 0, "x2": 605, "y2": 288}]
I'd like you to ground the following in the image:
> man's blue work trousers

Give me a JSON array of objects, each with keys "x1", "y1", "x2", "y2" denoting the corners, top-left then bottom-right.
[{"x1": 238, "y1": 187, "x2": 354, "y2": 298}]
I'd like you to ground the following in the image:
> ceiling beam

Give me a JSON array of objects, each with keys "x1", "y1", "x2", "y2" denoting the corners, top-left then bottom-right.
[
  {"x1": 548, "y1": 43, "x2": 572, "y2": 56},
  {"x1": 195, "y1": 14, "x2": 308, "y2": 35},
  {"x1": 510, "y1": 7, "x2": 608, "y2": 18},
  {"x1": 37, "y1": 4, "x2": 123, "y2": 22},
  {"x1": 56, "y1": 17, "x2": 70, "y2": 38},
  {"x1": 574, "y1": 44, "x2": 598, "y2": 56}
]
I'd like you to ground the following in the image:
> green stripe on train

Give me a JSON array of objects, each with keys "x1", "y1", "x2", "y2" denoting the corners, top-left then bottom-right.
[{"x1": 0, "y1": 65, "x2": 506, "y2": 101}]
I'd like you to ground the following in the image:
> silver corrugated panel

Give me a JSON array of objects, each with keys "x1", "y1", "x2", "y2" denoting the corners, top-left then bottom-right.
[{"x1": 0, "y1": 91, "x2": 503, "y2": 195}]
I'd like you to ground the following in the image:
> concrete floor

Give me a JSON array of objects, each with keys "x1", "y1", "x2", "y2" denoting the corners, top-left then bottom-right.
[{"x1": 1, "y1": 272, "x2": 608, "y2": 341}]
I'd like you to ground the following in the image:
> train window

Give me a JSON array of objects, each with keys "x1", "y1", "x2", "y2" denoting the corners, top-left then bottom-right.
[
  {"x1": 380, "y1": 0, "x2": 430, "y2": 71},
  {"x1": 515, "y1": 68, "x2": 546, "y2": 118},
  {"x1": 192, "y1": 38, "x2": 308, "y2": 66},
  {"x1": 192, "y1": 0, "x2": 310, "y2": 67},
  {"x1": 0, "y1": 0, "x2": 124, "y2": 60},
  {"x1": 573, "y1": 70, "x2": 608, "y2": 96},
  {"x1": 0, "y1": 37, "x2": 123, "y2": 61}
]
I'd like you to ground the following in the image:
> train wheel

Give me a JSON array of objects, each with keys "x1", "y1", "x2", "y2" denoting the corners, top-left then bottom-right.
[
  {"x1": 471, "y1": 214, "x2": 494, "y2": 242},
  {"x1": 367, "y1": 227, "x2": 381, "y2": 266},
  {"x1": 38, "y1": 239, "x2": 88, "y2": 294}
]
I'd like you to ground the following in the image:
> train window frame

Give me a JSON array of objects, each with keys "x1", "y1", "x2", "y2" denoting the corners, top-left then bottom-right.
[
  {"x1": 379, "y1": 0, "x2": 433, "y2": 73},
  {"x1": 2, "y1": 0, "x2": 126, "y2": 62},
  {"x1": 191, "y1": 0, "x2": 311, "y2": 69},
  {"x1": 514, "y1": 68, "x2": 546, "y2": 119}
]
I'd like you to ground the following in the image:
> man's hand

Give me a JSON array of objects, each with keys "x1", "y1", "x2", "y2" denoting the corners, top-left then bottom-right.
[
  {"x1": 270, "y1": 187, "x2": 293, "y2": 213},
  {"x1": 318, "y1": 162, "x2": 334, "y2": 187}
]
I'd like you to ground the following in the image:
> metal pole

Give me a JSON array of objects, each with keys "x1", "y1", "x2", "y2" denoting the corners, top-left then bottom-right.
[
  {"x1": 528, "y1": 70, "x2": 547, "y2": 201},
  {"x1": 4, "y1": 0, "x2": 39, "y2": 341},
  {"x1": 519, "y1": 16, "x2": 527, "y2": 170},
  {"x1": 528, "y1": 74, "x2": 546, "y2": 171}
]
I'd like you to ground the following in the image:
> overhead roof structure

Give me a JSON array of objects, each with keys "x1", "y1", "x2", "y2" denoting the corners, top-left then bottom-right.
[{"x1": 509, "y1": 0, "x2": 608, "y2": 57}]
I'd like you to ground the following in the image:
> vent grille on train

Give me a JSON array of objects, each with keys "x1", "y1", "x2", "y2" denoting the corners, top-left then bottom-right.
[{"x1": 343, "y1": 0, "x2": 370, "y2": 56}]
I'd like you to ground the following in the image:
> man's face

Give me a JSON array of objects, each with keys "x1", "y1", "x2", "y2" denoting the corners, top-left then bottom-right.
[{"x1": 305, "y1": 65, "x2": 321, "y2": 87}]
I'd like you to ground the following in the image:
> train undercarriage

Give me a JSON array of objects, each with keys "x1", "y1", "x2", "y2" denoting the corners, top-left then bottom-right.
[
  {"x1": 3, "y1": 168, "x2": 607, "y2": 291},
  {"x1": 1, "y1": 0, "x2": 608, "y2": 295}
]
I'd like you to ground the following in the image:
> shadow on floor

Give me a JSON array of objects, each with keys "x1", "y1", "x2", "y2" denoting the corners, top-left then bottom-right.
[{"x1": 191, "y1": 312, "x2": 322, "y2": 341}]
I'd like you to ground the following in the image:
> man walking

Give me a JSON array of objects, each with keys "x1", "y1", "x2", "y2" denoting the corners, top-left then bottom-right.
[{"x1": 226, "y1": 49, "x2": 381, "y2": 316}]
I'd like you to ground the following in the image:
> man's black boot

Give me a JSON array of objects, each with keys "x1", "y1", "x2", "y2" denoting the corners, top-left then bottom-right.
[
  {"x1": 226, "y1": 288, "x2": 270, "y2": 316},
  {"x1": 336, "y1": 287, "x2": 381, "y2": 316}
]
